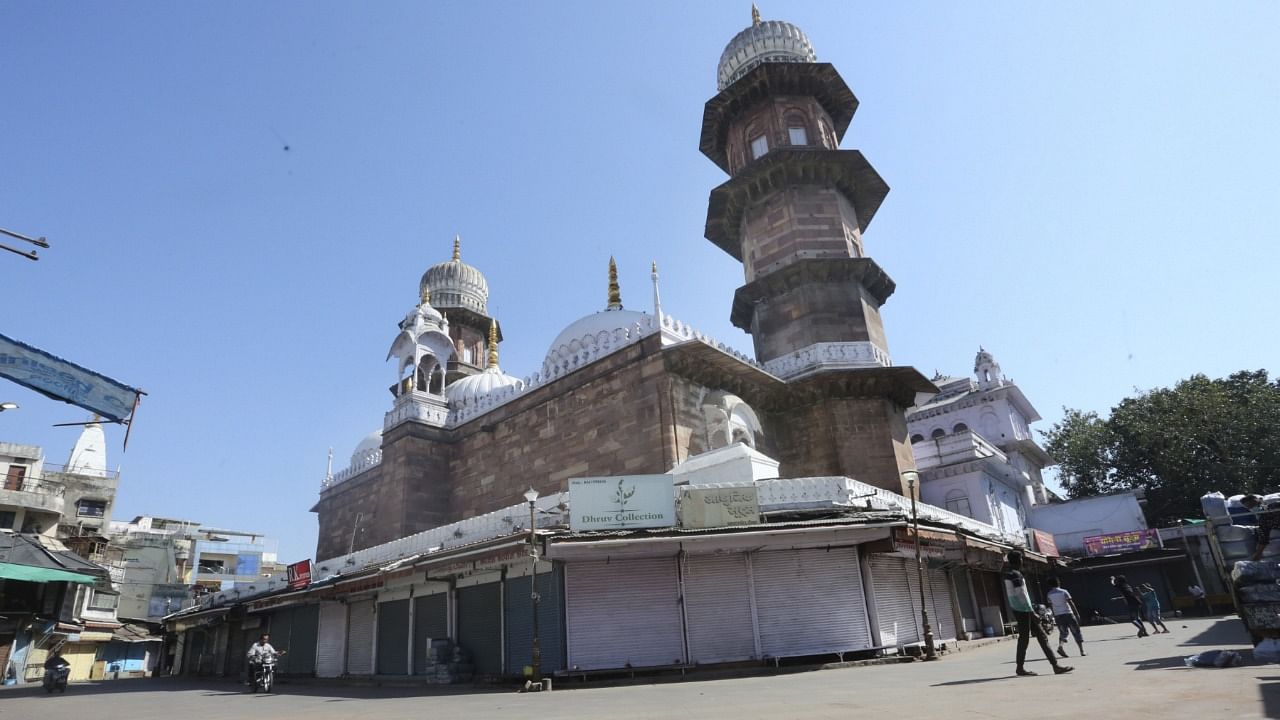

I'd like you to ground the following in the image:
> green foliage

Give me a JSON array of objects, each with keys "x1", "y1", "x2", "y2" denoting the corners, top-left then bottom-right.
[{"x1": 1042, "y1": 370, "x2": 1280, "y2": 525}]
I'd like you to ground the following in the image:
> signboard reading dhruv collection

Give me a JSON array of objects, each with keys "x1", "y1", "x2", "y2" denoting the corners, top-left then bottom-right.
[
  {"x1": 1083, "y1": 528, "x2": 1161, "y2": 557},
  {"x1": 569, "y1": 475, "x2": 675, "y2": 531},
  {"x1": 680, "y1": 486, "x2": 761, "y2": 529}
]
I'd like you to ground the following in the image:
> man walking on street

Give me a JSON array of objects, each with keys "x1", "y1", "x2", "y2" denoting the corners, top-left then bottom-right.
[
  {"x1": 1005, "y1": 551, "x2": 1073, "y2": 676},
  {"x1": 1113, "y1": 575, "x2": 1150, "y2": 637},
  {"x1": 1046, "y1": 577, "x2": 1086, "y2": 657}
]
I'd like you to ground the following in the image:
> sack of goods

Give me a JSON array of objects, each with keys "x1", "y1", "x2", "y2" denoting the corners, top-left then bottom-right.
[{"x1": 1183, "y1": 650, "x2": 1245, "y2": 668}]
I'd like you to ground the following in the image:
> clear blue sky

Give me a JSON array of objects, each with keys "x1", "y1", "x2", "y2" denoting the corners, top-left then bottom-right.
[{"x1": 3, "y1": 2, "x2": 1277, "y2": 562}]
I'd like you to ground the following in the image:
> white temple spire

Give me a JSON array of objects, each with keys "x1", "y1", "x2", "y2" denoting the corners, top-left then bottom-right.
[{"x1": 651, "y1": 260, "x2": 663, "y2": 326}]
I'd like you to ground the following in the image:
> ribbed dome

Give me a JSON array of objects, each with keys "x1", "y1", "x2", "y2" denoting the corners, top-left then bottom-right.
[
  {"x1": 717, "y1": 18, "x2": 817, "y2": 91},
  {"x1": 351, "y1": 430, "x2": 382, "y2": 465},
  {"x1": 544, "y1": 309, "x2": 654, "y2": 368},
  {"x1": 445, "y1": 366, "x2": 524, "y2": 406},
  {"x1": 419, "y1": 237, "x2": 489, "y2": 315}
]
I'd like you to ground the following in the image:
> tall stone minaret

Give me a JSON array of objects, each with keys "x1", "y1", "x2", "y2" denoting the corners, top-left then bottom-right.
[{"x1": 700, "y1": 9, "x2": 935, "y2": 495}]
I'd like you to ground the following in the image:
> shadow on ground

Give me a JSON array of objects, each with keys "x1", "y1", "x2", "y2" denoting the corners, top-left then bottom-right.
[{"x1": 1176, "y1": 617, "x2": 1251, "y2": 648}]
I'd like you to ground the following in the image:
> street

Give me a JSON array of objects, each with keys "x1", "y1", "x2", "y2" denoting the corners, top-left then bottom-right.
[{"x1": 0, "y1": 617, "x2": 1272, "y2": 719}]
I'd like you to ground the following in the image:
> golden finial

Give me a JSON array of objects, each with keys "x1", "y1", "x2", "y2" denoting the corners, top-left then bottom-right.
[
  {"x1": 487, "y1": 319, "x2": 500, "y2": 368},
  {"x1": 751, "y1": 4, "x2": 761, "y2": 26},
  {"x1": 607, "y1": 256, "x2": 623, "y2": 310},
  {"x1": 452, "y1": 235, "x2": 461, "y2": 261},
  {"x1": 419, "y1": 285, "x2": 431, "y2": 306}
]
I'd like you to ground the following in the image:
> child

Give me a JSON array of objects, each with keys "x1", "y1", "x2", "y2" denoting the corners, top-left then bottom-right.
[
  {"x1": 1140, "y1": 583, "x2": 1170, "y2": 633},
  {"x1": 1045, "y1": 577, "x2": 1086, "y2": 657}
]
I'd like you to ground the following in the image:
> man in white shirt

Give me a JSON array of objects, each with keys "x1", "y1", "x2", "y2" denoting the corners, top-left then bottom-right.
[{"x1": 1046, "y1": 577, "x2": 1085, "y2": 657}]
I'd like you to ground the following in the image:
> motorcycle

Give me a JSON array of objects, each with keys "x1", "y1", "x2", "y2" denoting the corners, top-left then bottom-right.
[
  {"x1": 249, "y1": 651, "x2": 284, "y2": 693},
  {"x1": 43, "y1": 665, "x2": 69, "y2": 694},
  {"x1": 1033, "y1": 603, "x2": 1058, "y2": 637}
]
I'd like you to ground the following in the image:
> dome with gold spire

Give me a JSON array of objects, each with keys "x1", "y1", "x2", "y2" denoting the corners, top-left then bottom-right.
[
  {"x1": 420, "y1": 235, "x2": 489, "y2": 315},
  {"x1": 445, "y1": 319, "x2": 524, "y2": 406},
  {"x1": 717, "y1": 5, "x2": 817, "y2": 91},
  {"x1": 544, "y1": 257, "x2": 654, "y2": 370}
]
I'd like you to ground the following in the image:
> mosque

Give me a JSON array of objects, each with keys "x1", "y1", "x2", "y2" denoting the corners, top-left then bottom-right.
[{"x1": 311, "y1": 8, "x2": 936, "y2": 562}]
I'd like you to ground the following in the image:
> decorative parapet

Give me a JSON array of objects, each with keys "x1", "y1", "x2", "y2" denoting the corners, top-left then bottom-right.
[
  {"x1": 321, "y1": 449, "x2": 382, "y2": 490},
  {"x1": 761, "y1": 341, "x2": 890, "y2": 380},
  {"x1": 446, "y1": 314, "x2": 764, "y2": 428},
  {"x1": 383, "y1": 390, "x2": 448, "y2": 431}
]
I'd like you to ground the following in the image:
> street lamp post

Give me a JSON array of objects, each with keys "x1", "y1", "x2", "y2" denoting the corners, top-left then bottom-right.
[
  {"x1": 903, "y1": 470, "x2": 938, "y2": 661},
  {"x1": 523, "y1": 487, "x2": 543, "y2": 689}
]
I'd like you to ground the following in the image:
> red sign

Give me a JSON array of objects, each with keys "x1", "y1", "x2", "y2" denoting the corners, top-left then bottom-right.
[
  {"x1": 1032, "y1": 530, "x2": 1059, "y2": 557},
  {"x1": 1083, "y1": 529, "x2": 1160, "y2": 557},
  {"x1": 286, "y1": 559, "x2": 312, "y2": 590}
]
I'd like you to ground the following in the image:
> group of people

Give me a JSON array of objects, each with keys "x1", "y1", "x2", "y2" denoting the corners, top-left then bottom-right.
[{"x1": 1002, "y1": 550, "x2": 1182, "y2": 677}]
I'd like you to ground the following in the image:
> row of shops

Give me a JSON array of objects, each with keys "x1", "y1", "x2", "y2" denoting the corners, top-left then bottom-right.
[{"x1": 163, "y1": 514, "x2": 1046, "y2": 680}]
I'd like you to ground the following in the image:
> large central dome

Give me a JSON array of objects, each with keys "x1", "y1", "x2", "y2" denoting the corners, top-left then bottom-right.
[
  {"x1": 420, "y1": 236, "x2": 489, "y2": 314},
  {"x1": 717, "y1": 11, "x2": 817, "y2": 91}
]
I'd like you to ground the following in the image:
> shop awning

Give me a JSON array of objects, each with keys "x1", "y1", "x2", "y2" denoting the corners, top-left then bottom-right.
[{"x1": 0, "y1": 562, "x2": 98, "y2": 584}]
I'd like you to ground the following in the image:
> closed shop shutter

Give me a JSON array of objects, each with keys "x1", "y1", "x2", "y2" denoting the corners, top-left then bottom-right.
[
  {"x1": 457, "y1": 582, "x2": 503, "y2": 677},
  {"x1": 376, "y1": 599, "x2": 411, "y2": 675},
  {"x1": 565, "y1": 557, "x2": 684, "y2": 671},
  {"x1": 345, "y1": 599, "x2": 376, "y2": 675},
  {"x1": 280, "y1": 605, "x2": 318, "y2": 676},
  {"x1": 316, "y1": 602, "x2": 348, "y2": 678},
  {"x1": 504, "y1": 566, "x2": 565, "y2": 676},
  {"x1": 868, "y1": 555, "x2": 921, "y2": 647},
  {"x1": 927, "y1": 566, "x2": 958, "y2": 642},
  {"x1": 753, "y1": 547, "x2": 872, "y2": 658},
  {"x1": 683, "y1": 553, "x2": 757, "y2": 664},
  {"x1": 412, "y1": 592, "x2": 449, "y2": 675}
]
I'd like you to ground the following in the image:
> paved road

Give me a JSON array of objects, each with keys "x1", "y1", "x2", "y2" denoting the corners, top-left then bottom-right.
[{"x1": 1, "y1": 617, "x2": 1272, "y2": 719}]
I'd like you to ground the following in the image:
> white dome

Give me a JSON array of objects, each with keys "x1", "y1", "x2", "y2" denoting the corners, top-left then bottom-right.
[
  {"x1": 544, "y1": 309, "x2": 654, "y2": 368},
  {"x1": 420, "y1": 238, "x2": 489, "y2": 315},
  {"x1": 717, "y1": 18, "x2": 817, "y2": 91},
  {"x1": 445, "y1": 366, "x2": 524, "y2": 406},
  {"x1": 351, "y1": 430, "x2": 382, "y2": 465}
]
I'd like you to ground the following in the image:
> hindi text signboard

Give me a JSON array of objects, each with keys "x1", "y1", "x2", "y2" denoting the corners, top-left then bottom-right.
[
  {"x1": 1083, "y1": 529, "x2": 1161, "y2": 557},
  {"x1": 1032, "y1": 529, "x2": 1060, "y2": 557},
  {"x1": 680, "y1": 486, "x2": 760, "y2": 529},
  {"x1": 569, "y1": 475, "x2": 675, "y2": 531}
]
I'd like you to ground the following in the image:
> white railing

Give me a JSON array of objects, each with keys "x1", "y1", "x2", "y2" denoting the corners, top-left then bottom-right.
[{"x1": 322, "y1": 449, "x2": 383, "y2": 490}]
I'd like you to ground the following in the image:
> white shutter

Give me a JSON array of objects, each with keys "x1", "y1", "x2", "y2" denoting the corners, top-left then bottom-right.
[
  {"x1": 683, "y1": 553, "x2": 757, "y2": 664},
  {"x1": 927, "y1": 566, "x2": 958, "y2": 642},
  {"x1": 565, "y1": 557, "x2": 684, "y2": 670},
  {"x1": 345, "y1": 599, "x2": 376, "y2": 675},
  {"x1": 315, "y1": 602, "x2": 348, "y2": 678},
  {"x1": 868, "y1": 555, "x2": 921, "y2": 647},
  {"x1": 752, "y1": 547, "x2": 872, "y2": 658}
]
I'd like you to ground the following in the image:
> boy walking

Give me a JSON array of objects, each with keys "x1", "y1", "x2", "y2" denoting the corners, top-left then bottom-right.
[
  {"x1": 1140, "y1": 583, "x2": 1170, "y2": 633},
  {"x1": 1045, "y1": 577, "x2": 1086, "y2": 657}
]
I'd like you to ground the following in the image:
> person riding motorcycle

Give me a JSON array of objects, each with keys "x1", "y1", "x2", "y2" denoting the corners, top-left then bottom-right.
[
  {"x1": 43, "y1": 650, "x2": 71, "y2": 692},
  {"x1": 246, "y1": 634, "x2": 285, "y2": 689}
]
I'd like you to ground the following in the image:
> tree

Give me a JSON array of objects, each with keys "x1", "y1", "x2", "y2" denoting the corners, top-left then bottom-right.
[{"x1": 1042, "y1": 370, "x2": 1280, "y2": 526}]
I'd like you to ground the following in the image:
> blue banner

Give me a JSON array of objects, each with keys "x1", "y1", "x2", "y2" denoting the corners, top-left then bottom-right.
[{"x1": 0, "y1": 333, "x2": 142, "y2": 422}]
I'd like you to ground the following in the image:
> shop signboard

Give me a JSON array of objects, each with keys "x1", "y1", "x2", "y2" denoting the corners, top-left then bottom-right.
[
  {"x1": 1032, "y1": 529, "x2": 1060, "y2": 557},
  {"x1": 1083, "y1": 529, "x2": 1161, "y2": 557},
  {"x1": 680, "y1": 486, "x2": 760, "y2": 529},
  {"x1": 892, "y1": 527, "x2": 963, "y2": 559},
  {"x1": 569, "y1": 475, "x2": 675, "y2": 531},
  {"x1": 286, "y1": 559, "x2": 312, "y2": 590}
]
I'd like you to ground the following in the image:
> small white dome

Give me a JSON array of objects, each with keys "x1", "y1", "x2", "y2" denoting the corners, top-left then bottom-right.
[
  {"x1": 717, "y1": 18, "x2": 817, "y2": 91},
  {"x1": 351, "y1": 430, "x2": 382, "y2": 465},
  {"x1": 544, "y1": 309, "x2": 654, "y2": 368},
  {"x1": 446, "y1": 366, "x2": 524, "y2": 406}
]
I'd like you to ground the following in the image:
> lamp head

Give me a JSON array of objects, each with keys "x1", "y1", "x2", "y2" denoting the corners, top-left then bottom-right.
[
  {"x1": 523, "y1": 487, "x2": 539, "y2": 504},
  {"x1": 0, "y1": 402, "x2": 17, "y2": 412}
]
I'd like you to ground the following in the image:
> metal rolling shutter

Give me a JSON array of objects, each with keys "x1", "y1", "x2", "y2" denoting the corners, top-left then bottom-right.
[
  {"x1": 413, "y1": 592, "x2": 449, "y2": 674},
  {"x1": 277, "y1": 605, "x2": 318, "y2": 676},
  {"x1": 457, "y1": 582, "x2": 503, "y2": 677},
  {"x1": 316, "y1": 602, "x2": 348, "y2": 678},
  {"x1": 752, "y1": 547, "x2": 872, "y2": 658},
  {"x1": 345, "y1": 599, "x2": 376, "y2": 675},
  {"x1": 376, "y1": 599, "x2": 411, "y2": 675},
  {"x1": 927, "y1": 567, "x2": 958, "y2": 642},
  {"x1": 565, "y1": 557, "x2": 684, "y2": 670},
  {"x1": 504, "y1": 567, "x2": 565, "y2": 676},
  {"x1": 869, "y1": 555, "x2": 921, "y2": 647},
  {"x1": 683, "y1": 553, "x2": 757, "y2": 664}
]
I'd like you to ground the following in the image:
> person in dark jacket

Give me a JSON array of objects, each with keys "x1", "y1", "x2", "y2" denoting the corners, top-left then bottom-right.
[{"x1": 1112, "y1": 575, "x2": 1150, "y2": 637}]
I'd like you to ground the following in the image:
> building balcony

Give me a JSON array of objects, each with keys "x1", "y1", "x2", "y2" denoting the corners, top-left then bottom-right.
[
  {"x1": 0, "y1": 479, "x2": 66, "y2": 515},
  {"x1": 911, "y1": 430, "x2": 1007, "y2": 470},
  {"x1": 41, "y1": 463, "x2": 120, "y2": 481}
]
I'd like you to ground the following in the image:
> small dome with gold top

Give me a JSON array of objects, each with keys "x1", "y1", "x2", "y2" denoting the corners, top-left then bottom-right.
[
  {"x1": 420, "y1": 235, "x2": 490, "y2": 315},
  {"x1": 717, "y1": 5, "x2": 817, "y2": 91}
]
